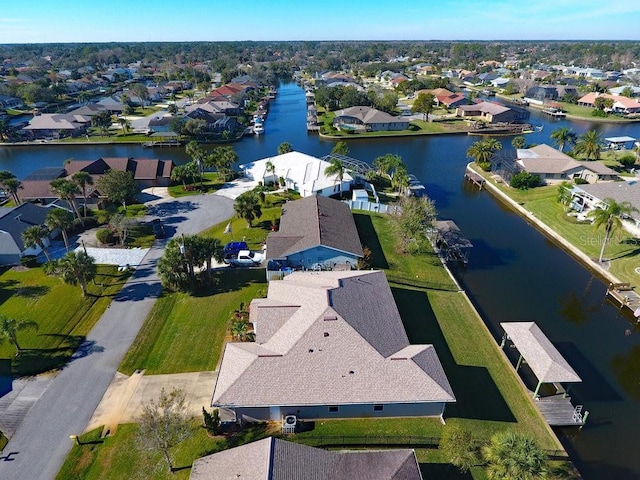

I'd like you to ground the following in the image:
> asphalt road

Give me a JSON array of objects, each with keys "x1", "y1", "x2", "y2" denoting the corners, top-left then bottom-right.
[{"x1": 0, "y1": 193, "x2": 234, "y2": 480}]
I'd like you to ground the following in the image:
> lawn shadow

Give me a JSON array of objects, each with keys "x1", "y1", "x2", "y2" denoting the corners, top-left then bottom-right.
[
  {"x1": 392, "y1": 287, "x2": 516, "y2": 423},
  {"x1": 10, "y1": 334, "x2": 100, "y2": 376},
  {"x1": 14, "y1": 285, "x2": 49, "y2": 299},
  {"x1": 353, "y1": 213, "x2": 389, "y2": 269},
  {"x1": 198, "y1": 269, "x2": 266, "y2": 297},
  {"x1": 420, "y1": 463, "x2": 473, "y2": 479}
]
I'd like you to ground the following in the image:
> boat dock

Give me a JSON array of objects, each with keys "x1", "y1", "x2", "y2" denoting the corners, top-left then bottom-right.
[
  {"x1": 606, "y1": 283, "x2": 640, "y2": 319},
  {"x1": 542, "y1": 108, "x2": 566, "y2": 118},
  {"x1": 464, "y1": 170, "x2": 485, "y2": 189},
  {"x1": 535, "y1": 394, "x2": 586, "y2": 427}
]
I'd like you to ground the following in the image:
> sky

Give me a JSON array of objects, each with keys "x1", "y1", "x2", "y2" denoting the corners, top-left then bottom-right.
[{"x1": 1, "y1": 0, "x2": 639, "y2": 44}]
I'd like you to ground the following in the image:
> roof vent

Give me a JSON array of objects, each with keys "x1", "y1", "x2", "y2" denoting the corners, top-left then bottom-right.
[
  {"x1": 324, "y1": 315, "x2": 338, "y2": 321},
  {"x1": 323, "y1": 332, "x2": 330, "y2": 337},
  {"x1": 308, "y1": 349, "x2": 314, "y2": 353}
]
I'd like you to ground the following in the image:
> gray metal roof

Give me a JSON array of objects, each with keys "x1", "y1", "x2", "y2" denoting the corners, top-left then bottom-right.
[
  {"x1": 501, "y1": 322, "x2": 581, "y2": 384},
  {"x1": 190, "y1": 437, "x2": 423, "y2": 480},
  {"x1": 435, "y1": 220, "x2": 473, "y2": 249}
]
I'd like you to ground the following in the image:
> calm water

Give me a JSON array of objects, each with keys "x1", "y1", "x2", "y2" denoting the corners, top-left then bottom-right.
[{"x1": 2, "y1": 84, "x2": 640, "y2": 479}]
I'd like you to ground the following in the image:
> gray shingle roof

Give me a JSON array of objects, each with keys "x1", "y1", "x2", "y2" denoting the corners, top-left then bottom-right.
[
  {"x1": 334, "y1": 106, "x2": 407, "y2": 124},
  {"x1": 266, "y1": 196, "x2": 363, "y2": 260},
  {"x1": 190, "y1": 437, "x2": 423, "y2": 480},
  {"x1": 212, "y1": 270, "x2": 455, "y2": 408},
  {"x1": 576, "y1": 181, "x2": 640, "y2": 212},
  {"x1": 0, "y1": 203, "x2": 50, "y2": 250}
]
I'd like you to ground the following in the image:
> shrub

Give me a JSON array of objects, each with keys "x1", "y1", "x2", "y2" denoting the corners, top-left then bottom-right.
[
  {"x1": 573, "y1": 177, "x2": 588, "y2": 185},
  {"x1": 96, "y1": 228, "x2": 114, "y2": 245},
  {"x1": 478, "y1": 161, "x2": 491, "y2": 172},
  {"x1": 20, "y1": 255, "x2": 38, "y2": 267},
  {"x1": 510, "y1": 171, "x2": 541, "y2": 190},
  {"x1": 591, "y1": 109, "x2": 607, "y2": 118},
  {"x1": 619, "y1": 154, "x2": 637, "y2": 168}
]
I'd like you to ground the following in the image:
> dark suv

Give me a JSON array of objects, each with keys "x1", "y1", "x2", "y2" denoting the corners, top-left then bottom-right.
[{"x1": 223, "y1": 241, "x2": 249, "y2": 263}]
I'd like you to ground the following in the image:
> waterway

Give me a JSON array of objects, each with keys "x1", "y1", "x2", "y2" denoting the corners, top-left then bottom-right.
[{"x1": 2, "y1": 84, "x2": 640, "y2": 479}]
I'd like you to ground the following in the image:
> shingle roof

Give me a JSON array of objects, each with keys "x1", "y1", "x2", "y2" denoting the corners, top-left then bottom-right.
[
  {"x1": 501, "y1": 322, "x2": 581, "y2": 384},
  {"x1": 190, "y1": 437, "x2": 423, "y2": 480},
  {"x1": 0, "y1": 203, "x2": 50, "y2": 250},
  {"x1": 212, "y1": 270, "x2": 455, "y2": 408},
  {"x1": 516, "y1": 144, "x2": 616, "y2": 176},
  {"x1": 266, "y1": 196, "x2": 363, "y2": 260},
  {"x1": 575, "y1": 181, "x2": 640, "y2": 213},
  {"x1": 335, "y1": 106, "x2": 407, "y2": 124}
]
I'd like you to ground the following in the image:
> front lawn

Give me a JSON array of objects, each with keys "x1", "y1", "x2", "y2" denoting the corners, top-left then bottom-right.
[
  {"x1": 0, "y1": 265, "x2": 130, "y2": 376},
  {"x1": 168, "y1": 173, "x2": 226, "y2": 198}
]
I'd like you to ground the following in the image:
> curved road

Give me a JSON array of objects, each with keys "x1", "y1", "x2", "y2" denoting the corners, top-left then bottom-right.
[{"x1": 0, "y1": 193, "x2": 234, "y2": 480}]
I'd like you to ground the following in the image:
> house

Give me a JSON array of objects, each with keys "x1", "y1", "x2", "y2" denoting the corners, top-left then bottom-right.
[
  {"x1": 0, "y1": 203, "x2": 52, "y2": 265},
  {"x1": 266, "y1": 195, "x2": 363, "y2": 274},
  {"x1": 570, "y1": 181, "x2": 640, "y2": 235},
  {"x1": 240, "y1": 151, "x2": 354, "y2": 198},
  {"x1": 493, "y1": 144, "x2": 618, "y2": 184},
  {"x1": 22, "y1": 113, "x2": 91, "y2": 139},
  {"x1": 333, "y1": 106, "x2": 409, "y2": 132},
  {"x1": 211, "y1": 270, "x2": 455, "y2": 422},
  {"x1": 190, "y1": 437, "x2": 423, "y2": 480},
  {"x1": 0, "y1": 95, "x2": 23, "y2": 110},
  {"x1": 20, "y1": 157, "x2": 174, "y2": 203},
  {"x1": 577, "y1": 92, "x2": 640, "y2": 114},
  {"x1": 435, "y1": 92, "x2": 467, "y2": 109},
  {"x1": 456, "y1": 102, "x2": 529, "y2": 123}
]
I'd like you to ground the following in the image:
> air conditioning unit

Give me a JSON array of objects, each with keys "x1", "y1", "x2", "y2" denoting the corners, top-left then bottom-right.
[{"x1": 284, "y1": 415, "x2": 297, "y2": 427}]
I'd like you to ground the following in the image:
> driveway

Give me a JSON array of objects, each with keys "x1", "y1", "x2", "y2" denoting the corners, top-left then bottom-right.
[{"x1": 0, "y1": 193, "x2": 234, "y2": 480}]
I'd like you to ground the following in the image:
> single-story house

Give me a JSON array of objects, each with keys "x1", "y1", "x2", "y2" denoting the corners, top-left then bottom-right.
[
  {"x1": 22, "y1": 113, "x2": 91, "y2": 139},
  {"x1": 67, "y1": 103, "x2": 108, "y2": 117},
  {"x1": 266, "y1": 195, "x2": 363, "y2": 274},
  {"x1": 509, "y1": 144, "x2": 618, "y2": 184},
  {"x1": 570, "y1": 181, "x2": 640, "y2": 235},
  {"x1": 333, "y1": 106, "x2": 409, "y2": 132},
  {"x1": 129, "y1": 112, "x2": 172, "y2": 134},
  {"x1": 456, "y1": 101, "x2": 529, "y2": 123},
  {"x1": 577, "y1": 92, "x2": 640, "y2": 114},
  {"x1": 0, "y1": 95, "x2": 23, "y2": 110},
  {"x1": 0, "y1": 202, "x2": 52, "y2": 265},
  {"x1": 190, "y1": 437, "x2": 423, "y2": 480},
  {"x1": 435, "y1": 92, "x2": 467, "y2": 108},
  {"x1": 20, "y1": 157, "x2": 174, "y2": 203},
  {"x1": 240, "y1": 151, "x2": 354, "y2": 198},
  {"x1": 211, "y1": 270, "x2": 455, "y2": 422}
]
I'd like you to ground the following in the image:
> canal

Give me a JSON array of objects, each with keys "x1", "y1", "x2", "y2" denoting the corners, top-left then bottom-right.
[{"x1": 2, "y1": 83, "x2": 640, "y2": 479}]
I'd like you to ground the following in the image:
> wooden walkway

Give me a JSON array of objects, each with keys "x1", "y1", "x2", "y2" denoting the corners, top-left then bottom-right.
[
  {"x1": 607, "y1": 283, "x2": 640, "y2": 319},
  {"x1": 535, "y1": 394, "x2": 585, "y2": 427},
  {"x1": 464, "y1": 170, "x2": 485, "y2": 189}
]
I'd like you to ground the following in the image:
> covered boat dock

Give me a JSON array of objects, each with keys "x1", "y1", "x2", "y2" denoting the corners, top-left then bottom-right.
[
  {"x1": 604, "y1": 136, "x2": 636, "y2": 150},
  {"x1": 500, "y1": 322, "x2": 587, "y2": 426},
  {"x1": 434, "y1": 220, "x2": 473, "y2": 265}
]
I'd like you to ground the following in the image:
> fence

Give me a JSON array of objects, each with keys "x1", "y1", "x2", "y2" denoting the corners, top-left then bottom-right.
[{"x1": 385, "y1": 272, "x2": 461, "y2": 292}]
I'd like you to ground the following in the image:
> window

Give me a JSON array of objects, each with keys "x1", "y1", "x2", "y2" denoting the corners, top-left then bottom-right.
[
  {"x1": 373, "y1": 404, "x2": 384, "y2": 412},
  {"x1": 328, "y1": 406, "x2": 339, "y2": 413}
]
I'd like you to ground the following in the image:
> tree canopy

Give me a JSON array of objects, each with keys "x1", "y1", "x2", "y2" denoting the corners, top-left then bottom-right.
[{"x1": 96, "y1": 170, "x2": 137, "y2": 208}]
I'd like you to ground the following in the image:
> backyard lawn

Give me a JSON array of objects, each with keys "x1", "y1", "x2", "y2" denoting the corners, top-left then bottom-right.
[{"x1": 0, "y1": 265, "x2": 130, "y2": 376}]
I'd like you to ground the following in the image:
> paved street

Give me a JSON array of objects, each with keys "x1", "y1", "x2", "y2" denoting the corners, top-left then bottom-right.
[{"x1": 0, "y1": 193, "x2": 234, "y2": 480}]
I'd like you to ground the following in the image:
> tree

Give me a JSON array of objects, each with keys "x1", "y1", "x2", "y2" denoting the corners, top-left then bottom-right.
[
  {"x1": 157, "y1": 239, "x2": 191, "y2": 291},
  {"x1": 109, "y1": 213, "x2": 134, "y2": 246},
  {"x1": 440, "y1": 423, "x2": 480, "y2": 473},
  {"x1": 186, "y1": 140, "x2": 206, "y2": 188},
  {"x1": 589, "y1": 198, "x2": 638, "y2": 263},
  {"x1": 331, "y1": 140, "x2": 349, "y2": 156},
  {"x1": 482, "y1": 431, "x2": 548, "y2": 480},
  {"x1": 621, "y1": 86, "x2": 635, "y2": 98},
  {"x1": 91, "y1": 110, "x2": 112, "y2": 136},
  {"x1": 171, "y1": 164, "x2": 189, "y2": 189},
  {"x1": 550, "y1": 127, "x2": 577, "y2": 153},
  {"x1": 229, "y1": 303, "x2": 253, "y2": 341},
  {"x1": 202, "y1": 407, "x2": 220, "y2": 436},
  {"x1": 50, "y1": 178, "x2": 82, "y2": 224},
  {"x1": 277, "y1": 142, "x2": 294, "y2": 154},
  {"x1": 412, "y1": 92, "x2": 436, "y2": 121},
  {"x1": 96, "y1": 170, "x2": 137, "y2": 209},
  {"x1": 117, "y1": 117, "x2": 130, "y2": 134},
  {"x1": 22, "y1": 225, "x2": 51, "y2": 262},
  {"x1": 234, "y1": 191, "x2": 262, "y2": 227},
  {"x1": 324, "y1": 157, "x2": 346, "y2": 199},
  {"x1": 466, "y1": 138, "x2": 501, "y2": 166},
  {"x1": 49, "y1": 251, "x2": 96, "y2": 296},
  {"x1": 511, "y1": 136, "x2": 526, "y2": 149},
  {"x1": 265, "y1": 160, "x2": 277, "y2": 185},
  {"x1": 199, "y1": 236, "x2": 222, "y2": 278},
  {"x1": 0, "y1": 315, "x2": 38, "y2": 356},
  {"x1": 510, "y1": 171, "x2": 541, "y2": 190},
  {"x1": 618, "y1": 154, "x2": 636, "y2": 169},
  {"x1": 392, "y1": 196, "x2": 437, "y2": 253},
  {"x1": 208, "y1": 145, "x2": 238, "y2": 182},
  {"x1": 392, "y1": 162, "x2": 410, "y2": 195},
  {"x1": 71, "y1": 171, "x2": 94, "y2": 217},
  {"x1": 45, "y1": 208, "x2": 74, "y2": 252},
  {"x1": 574, "y1": 129, "x2": 602, "y2": 160},
  {"x1": 556, "y1": 181, "x2": 573, "y2": 211},
  {"x1": 3, "y1": 177, "x2": 22, "y2": 205},
  {"x1": 136, "y1": 388, "x2": 193, "y2": 474},
  {"x1": 373, "y1": 153, "x2": 402, "y2": 179}
]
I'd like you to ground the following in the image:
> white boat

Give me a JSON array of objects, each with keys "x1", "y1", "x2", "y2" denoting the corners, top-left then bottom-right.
[{"x1": 253, "y1": 118, "x2": 264, "y2": 135}]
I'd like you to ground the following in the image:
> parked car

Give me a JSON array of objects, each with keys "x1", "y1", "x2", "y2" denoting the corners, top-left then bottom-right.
[
  {"x1": 223, "y1": 241, "x2": 249, "y2": 263},
  {"x1": 227, "y1": 250, "x2": 264, "y2": 267},
  {"x1": 151, "y1": 219, "x2": 165, "y2": 239}
]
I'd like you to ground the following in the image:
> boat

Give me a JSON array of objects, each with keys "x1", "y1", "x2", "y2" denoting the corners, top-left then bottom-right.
[{"x1": 253, "y1": 118, "x2": 264, "y2": 135}]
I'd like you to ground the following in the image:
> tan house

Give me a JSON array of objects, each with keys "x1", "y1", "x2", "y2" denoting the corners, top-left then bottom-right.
[{"x1": 333, "y1": 106, "x2": 409, "y2": 132}]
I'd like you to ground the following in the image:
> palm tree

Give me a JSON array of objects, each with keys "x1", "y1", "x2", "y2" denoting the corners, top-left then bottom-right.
[
  {"x1": 324, "y1": 158, "x2": 346, "y2": 199},
  {"x1": 589, "y1": 198, "x2": 638, "y2": 263},
  {"x1": 53, "y1": 251, "x2": 97, "y2": 297},
  {"x1": 511, "y1": 136, "x2": 526, "y2": 149},
  {"x1": 45, "y1": 208, "x2": 74, "y2": 252},
  {"x1": 550, "y1": 127, "x2": 577, "y2": 153},
  {"x1": 265, "y1": 160, "x2": 277, "y2": 185},
  {"x1": 50, "y1": 178, "x2": 82, "y2": 224},
  {"x1": 0, "y1": 315, "x2": 39, "y2": 356},
  {"x1": 199, "y1": 237, "x2": 222, "y2": 278},
  {"x1": 186, "y1": 140, "x2": 206, "y2": 188},
  {"x1": 331, "y1": 141, "x2": 349, "y2": 156},
  {"x1": 3, "y1": 177, "x2": 22, "y2": 205},
  {"x1": 71, "y1": 171, "x2": 94, "y2": 217},
  {"x1": 22, "y1": 225, "x2": 51, "y2": 262},
  {"x1": 117, "y1": 117, "x2": 130, "y2": 134},
  {"x1": 482, "y1": 431, "x2": 548, "y2": 480},
  {"x1": 171, "y1": 164, "x2": 189, "y2": 189},
  {"x1": 574, "y1": 129, "x2": 602, "y2": 161},
  {"x1": 277, "y1": 142, "x2": 293, "y2": 155},
  {"x1": 466, "y1": 140, "x2": 495, "y2": 165},
  {"x1": 234, "y1": 191, "x2": 262, "y2": 227}
]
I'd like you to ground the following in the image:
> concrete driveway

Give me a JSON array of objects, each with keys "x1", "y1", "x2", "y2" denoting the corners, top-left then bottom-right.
[{"x1": 0, "y1": 192, "x2": 234, "y2": 480}]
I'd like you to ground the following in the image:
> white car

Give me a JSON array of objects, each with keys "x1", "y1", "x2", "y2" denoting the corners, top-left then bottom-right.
[{"x1": 228, "y1": 250, "x2": 264, "y2": 267}]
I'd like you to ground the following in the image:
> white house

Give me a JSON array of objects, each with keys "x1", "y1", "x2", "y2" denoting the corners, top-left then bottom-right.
[
  {"x1": 211, "y1": 270, "x2": 455, "y2": 423},
  {"x1": 240, "y1": 151, "x2": 353, "y2": 197}
]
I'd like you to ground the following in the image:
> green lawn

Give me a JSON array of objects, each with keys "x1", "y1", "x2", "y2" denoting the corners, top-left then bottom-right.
[
  {"x1": 119, "y1": 269, "x2": 266, "y2": 375},
  {"x1": 168, "y1": 173, "x2": 226, "y2": 198},
  {"x1": 0, "y1": 265, "x2": 130, "y2": 376}
]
